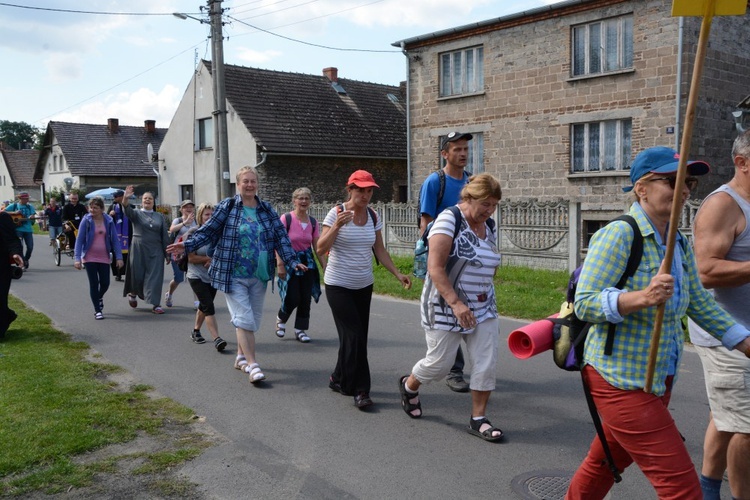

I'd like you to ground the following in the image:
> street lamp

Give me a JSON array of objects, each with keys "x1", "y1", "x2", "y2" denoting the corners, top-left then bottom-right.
[{"x1": 174, "y1": 2, "x2": 231, "y2": 201}]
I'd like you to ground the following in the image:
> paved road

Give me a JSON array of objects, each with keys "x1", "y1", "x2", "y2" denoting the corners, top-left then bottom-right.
[{"x1": 9, "y1": 234, "x2": 725, "y2": 499}]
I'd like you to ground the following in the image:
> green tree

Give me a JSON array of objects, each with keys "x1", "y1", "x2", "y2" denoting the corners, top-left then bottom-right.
[{"x1": 0, "y1": 120, "x2": 42, "y2": 150}]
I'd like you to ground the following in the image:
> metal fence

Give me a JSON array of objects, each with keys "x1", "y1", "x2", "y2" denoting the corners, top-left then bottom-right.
[{"x1": 172, "y1": 198, "x2": 703, "y2": 272}]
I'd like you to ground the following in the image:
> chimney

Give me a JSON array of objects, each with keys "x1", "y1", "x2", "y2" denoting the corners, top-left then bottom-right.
[
  {"x1": 399, "y1": 81, "x2": 406, "y2": 100},
  {"x1": 323, "y1": 67, "x2": 338, "y2": 83},
  {"x1": 145, "y1": 120, "x2": 156, "y2": 134},
  {"x1": 107, "y1": 118, "x2": 119, "y2": 134}
]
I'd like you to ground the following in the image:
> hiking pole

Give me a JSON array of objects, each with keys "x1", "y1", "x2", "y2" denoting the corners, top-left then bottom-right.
[{"x1": 644, "y1": 0, "x2": 748, "y2": 393}]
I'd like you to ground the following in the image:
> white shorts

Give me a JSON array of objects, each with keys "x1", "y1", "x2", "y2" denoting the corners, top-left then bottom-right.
[
  {"x1": 695, "y1": 344, "x2": 750, "y2": 433},
  {"x1": 224, "y1": 277, "x2": 268, "y2": 332},
  {"x1": 411, "y1": 317, "x2": 499, "y2": 392}
]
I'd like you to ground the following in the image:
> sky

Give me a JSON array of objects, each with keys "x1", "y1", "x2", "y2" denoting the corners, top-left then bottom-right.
[{"x1": 0, "y1": 0, "x2": 566, "y2": 131}]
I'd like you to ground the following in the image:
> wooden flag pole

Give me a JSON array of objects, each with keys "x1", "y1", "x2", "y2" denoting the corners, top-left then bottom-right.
[
  {"x1": 644, "y1": 0, "x2": 748, "y2": 391},
  {"x1": 643, "y1": 1, "x2": 715, "y2": 393}
]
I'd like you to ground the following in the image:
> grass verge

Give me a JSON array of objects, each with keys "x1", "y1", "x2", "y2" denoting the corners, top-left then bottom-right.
[
  {"x1": 0, "y1": 296, "x2": 211, "y2": 497},
  {"x1": 373, "y1": 256, "x2": 569, "y2": 320}
]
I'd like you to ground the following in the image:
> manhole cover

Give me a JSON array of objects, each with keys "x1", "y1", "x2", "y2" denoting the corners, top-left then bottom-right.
[{"x1": 511, "y1": 469, "x2": 573, "y2": 500}]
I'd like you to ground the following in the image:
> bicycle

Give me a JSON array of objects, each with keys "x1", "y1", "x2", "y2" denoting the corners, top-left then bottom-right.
[{"x1": 53, "y1": 221, "x2": 77, "y2": 266}]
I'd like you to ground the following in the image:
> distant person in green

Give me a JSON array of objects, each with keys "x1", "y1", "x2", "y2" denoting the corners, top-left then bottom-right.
[{"x1": 4, "y1": 192, "x2": 36, "y2": 269}]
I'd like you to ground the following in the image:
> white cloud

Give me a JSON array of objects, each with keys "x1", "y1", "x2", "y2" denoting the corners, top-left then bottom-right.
[
  {"x1": 51, "y1": 84, "x2": 181, "y2": 127},
  {"x1": 45, "y1": 53, "x2": 83, "y2": 83},
  {"x1": 235, "y1": 47, "x2": 283, "y2": 63}
]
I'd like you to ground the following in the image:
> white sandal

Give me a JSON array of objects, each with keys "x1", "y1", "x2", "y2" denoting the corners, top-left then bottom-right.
[
  {"x1": 234, "y1": 357, "x2": 248, "y2": 371},
  {"x1": 275, "y1": 317, "x2": 285, "y2": 338},
  {"x1": 246, "y1": 363, "x2": 265, "y2": 384}
]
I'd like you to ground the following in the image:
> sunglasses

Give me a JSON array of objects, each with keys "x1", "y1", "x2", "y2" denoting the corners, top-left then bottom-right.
[{"x1": 647, "y1": 176, "x2": 699, "y2": 192}]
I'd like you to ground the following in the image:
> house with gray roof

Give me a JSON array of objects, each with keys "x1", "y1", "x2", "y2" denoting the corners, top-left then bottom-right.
[
  {"x1": 34, "y1": 119, "x2": 167, "y2": 200},
  {"x1": 158, "y1": 61, "x2": 407, "y2": 205},
  {"x1": 0, "y1": 144, "x2": 40, "y2": 203}
]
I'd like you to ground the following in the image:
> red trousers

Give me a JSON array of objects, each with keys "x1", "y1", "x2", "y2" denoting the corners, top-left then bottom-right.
[{"x1": 566, "y1": 365, "x2": 701, "y2": 500}]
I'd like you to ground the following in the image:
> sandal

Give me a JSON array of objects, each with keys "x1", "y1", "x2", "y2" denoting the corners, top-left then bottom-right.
[
  {"x1": 467, "y1": 417, "x2": 504, "y2": 442},
  {"x1": 275, "y1": 317, "x2": 285, "y2": 338},
  {"x1": 127, "y1": 294, "x2": 137, "y2": 308},
  {"x1": 295, "y1": 330, "x2": 311, "y2": 343},
  {"x1": 152, "y1": 306, "x2": 165, "y2": 314},
  {"x1": 234, "y1": 357, "x2": 248, "y2": 371},
  {"x1": 246, "y1": 363, "x2": 265, "y2": 384},
  {"x1": 398, "y1": 375, "x2": 422, "y2": 418}
]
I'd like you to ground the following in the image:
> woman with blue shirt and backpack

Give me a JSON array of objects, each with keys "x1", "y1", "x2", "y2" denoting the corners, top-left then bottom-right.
[
  {"x1": 567, "y1": 147, "x2": 750, "y2": 499},
  {"x1": 168, "y1": 166, "x2": 305, "y2": 385}
]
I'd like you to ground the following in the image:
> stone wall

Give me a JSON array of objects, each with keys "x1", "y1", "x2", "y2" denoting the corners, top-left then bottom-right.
[
  {"x1": 256, "y1": 155, "x2": 407, "y2": 204},
  {"x1": 406, "y1": 0, "x2": 749, "y2": 212}
]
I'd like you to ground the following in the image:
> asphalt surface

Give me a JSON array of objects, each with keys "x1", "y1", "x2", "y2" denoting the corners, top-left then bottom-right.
[{"x1": 8, "y1": 234, "x2": 728, "y2": 499}]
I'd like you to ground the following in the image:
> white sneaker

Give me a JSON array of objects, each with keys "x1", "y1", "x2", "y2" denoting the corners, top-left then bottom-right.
[{"x1": 165, "y1": 292, "x2": 173, "y2": 307}]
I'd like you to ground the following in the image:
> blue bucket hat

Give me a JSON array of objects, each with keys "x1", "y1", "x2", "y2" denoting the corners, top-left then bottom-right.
[{"x1": 623, "y1": 146, "x2": 710, "y2": 192}]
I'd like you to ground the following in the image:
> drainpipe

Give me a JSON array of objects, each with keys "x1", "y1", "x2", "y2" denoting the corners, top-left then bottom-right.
[
  {"x1": 675, "y1": 17, "x2": 684, "y2": 150},
  {"x1": 401, "y1": 41, "x2": 412, "y2": 202}
]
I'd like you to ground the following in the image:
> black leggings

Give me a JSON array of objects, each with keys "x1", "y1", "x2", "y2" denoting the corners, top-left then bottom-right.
[
  {"x1": 277, "y1": 270, "x2": 314, "y2": 330},
  {"x1": 188, "y1": 278, "x2": 217, "y2": 316},
  {"x1": 325, "y1": 284, "x2": 373, "y2": 395},
  {"x1": 84, "y1": 262, "x2": 110, "y2": 313}
]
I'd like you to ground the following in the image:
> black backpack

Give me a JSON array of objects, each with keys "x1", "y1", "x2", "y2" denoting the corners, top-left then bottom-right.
[
  {"x1": 416, "y1": 170, "x2": 469, "y2": 227},
  {"x1": 550, "y1": 214, "x2": 643, "y2": 484},
  {"x1": 551, "y1": 215, "x2": 643, "y2": 371}
]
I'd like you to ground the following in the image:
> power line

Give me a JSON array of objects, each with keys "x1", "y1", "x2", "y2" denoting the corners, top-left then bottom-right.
[
  {"x1": 232, "y1": 0, "x2": 319, "y2": 18},
  {"x1": 225, "y1": 0, "x2": 400, "y2": 53},
  {"x1": 34, "y1": 40, "x2": 208, "y2": 124},
  {"x1": 0, "y1": 2, "x2": 201, "y2": 16}
]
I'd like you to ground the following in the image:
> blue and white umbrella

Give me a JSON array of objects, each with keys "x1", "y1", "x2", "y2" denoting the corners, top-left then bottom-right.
[{"x1": 85, "y1": 187, "x2": 122, "y2": 200}]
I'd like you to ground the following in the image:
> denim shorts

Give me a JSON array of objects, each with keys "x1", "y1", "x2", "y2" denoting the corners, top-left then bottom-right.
[
  {"x1": 224, "y1": 277, "x2": 267, "y2": 332},
  {"x1": 170, "y1": 259, "x2": 184, "y2": 283}
]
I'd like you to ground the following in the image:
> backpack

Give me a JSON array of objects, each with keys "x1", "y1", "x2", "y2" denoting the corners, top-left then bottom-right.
[
  {"x1": 283, "y1": 213, "x2": 316, "y2": 234},
  {"x1": 168, "y1": 217, "x2": 182, "y2": 245},
  {"x1": 551, "y1": 215, "x2": 643, "y2": 371},
  {"x1": 413, "y1": 205, "x2": 496, "y2": 279},
  {"x1": 416, "y1": 170, "x2": 469, "y2": 227},
  {"x1": 549, "y1": 214, "x2": 643, "y2": 485}
]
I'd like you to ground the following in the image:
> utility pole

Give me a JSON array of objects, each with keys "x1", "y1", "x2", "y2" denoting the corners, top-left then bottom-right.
[{"x1": 209, "y1": 0, "x2": 231, "y2": 200}]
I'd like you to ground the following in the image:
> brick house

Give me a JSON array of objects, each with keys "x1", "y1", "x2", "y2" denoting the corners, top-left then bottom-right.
[
  {"x1": 394, "y1": 0, "x2": 750, "y2": 243},
  {"x1": 157, "y1": 61, "x2": 407, "y2": 206},
  {"x1": 34, "y1": 119, "x2": 167, "y2": 200}
]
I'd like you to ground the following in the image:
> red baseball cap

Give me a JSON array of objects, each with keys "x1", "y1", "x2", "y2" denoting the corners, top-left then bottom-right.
[{"x1": 347, "y1": 170, "x2": 379, "y2": 188}]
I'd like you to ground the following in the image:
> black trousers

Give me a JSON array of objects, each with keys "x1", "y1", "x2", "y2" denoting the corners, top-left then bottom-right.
[
  {"x1": 277, "y1": 270, "x2": 313, "y2": 331},
  {"x1": 326, "y1": 284, "x2": 373, "y2": 396},
  {"x1": 0, "y1": 264, "x2": 13, "y2": 337}
]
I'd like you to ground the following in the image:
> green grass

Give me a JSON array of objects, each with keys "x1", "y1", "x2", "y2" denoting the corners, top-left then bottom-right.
[
  {"x1": 0, "y1": 296, "x2": 206, "y2": 496},
  {"x1": 373, "y1": 256, "x2": 569, "y2": 320}
]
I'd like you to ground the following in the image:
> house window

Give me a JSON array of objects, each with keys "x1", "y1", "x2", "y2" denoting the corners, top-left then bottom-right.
[
  {"x1": 572, "y1": 15, "x2": 633, "y2": 77},
  {"x1": 197, "y1": 118, "x2": 213, "y2": 150},
  {"x1": 438, "y1": 133, "x2": 484, "y2": 174},
  {"x1": 583, "y1": 220, "x2": 608, "y2": 250},
  {"x1": 571, "y1": 119, "x2": 631, "y2": 172},
  {"x1": 440, "y1": 46, "x2": 484, "y2": 97},
  {"x1": 180, "y1": 185, "x2": 193, "y2": 202}
]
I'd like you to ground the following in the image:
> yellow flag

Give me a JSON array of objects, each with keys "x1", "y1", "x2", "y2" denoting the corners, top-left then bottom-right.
[{"x1": 672, "y1": 0, "x2": 747, "y2": 16}]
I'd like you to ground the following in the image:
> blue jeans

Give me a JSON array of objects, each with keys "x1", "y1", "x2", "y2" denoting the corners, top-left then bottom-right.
[
  {"x1": 84, "y1": 262, "x2": 110, "y2": 313},
  {"x1": 49, "y1": 225, "x2": 63, "y2": 241},
  {"x1": 17, "y1": 231, "x2": 33, "y2": 264}
]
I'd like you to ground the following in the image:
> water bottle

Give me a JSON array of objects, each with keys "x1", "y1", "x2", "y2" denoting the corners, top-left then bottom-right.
[{"x1": 413, "y1": 239, "x2": 428, "y2": 279}]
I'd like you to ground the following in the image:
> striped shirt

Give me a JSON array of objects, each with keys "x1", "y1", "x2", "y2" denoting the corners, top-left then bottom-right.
[
  {"x1": 183, "y1": 195, "x2": 299, "y2": 293},
  {"x1": 576, "y1": 202, "x2": 749, "y2": 396},
  {"x1": 420, "y1": 207, "x2": 500, "y2": 332},
  {"x1": 322, "y1": 206, "x2": 380, "y2": 289}
]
